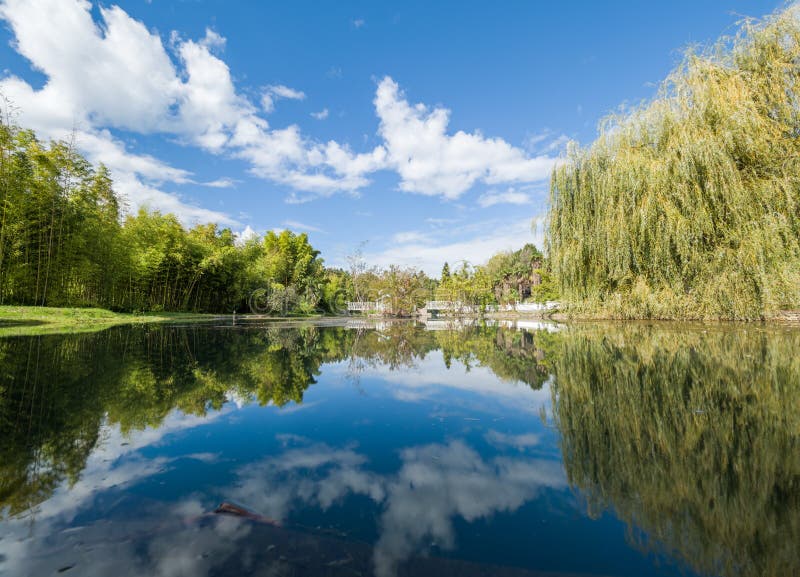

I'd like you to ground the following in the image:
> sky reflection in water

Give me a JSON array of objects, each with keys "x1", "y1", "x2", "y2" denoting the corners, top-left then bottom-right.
[{"x1": 1, "y1": 320, "x2": 798, "y2": 577}]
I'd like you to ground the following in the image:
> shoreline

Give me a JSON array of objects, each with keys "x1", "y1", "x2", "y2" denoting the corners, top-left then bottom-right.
[
  {"x1": 543, "y1": 310, "x2": 800, "y2": 324},
  {"x1": 0, "y1": 306, "x2": 332, "y2": 337},
  {"x1": 0, "y1": 306, "x2": 222, "y2": 337},
  {"x1": 2, "y1": 305, "x2": 799, "y2": 338}
]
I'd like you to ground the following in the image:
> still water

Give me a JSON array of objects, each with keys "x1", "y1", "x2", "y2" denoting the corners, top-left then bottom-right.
[{"x1": 0, "y1": 319, "x2": 798, "y2": 577}]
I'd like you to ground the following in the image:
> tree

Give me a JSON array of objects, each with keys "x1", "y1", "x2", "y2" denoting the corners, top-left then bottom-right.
[
  {"x1": 371, "y1": 266, "x2": 429, "y2": 316},
  {"x1": 548, "y1": 8, "x2": 800, "y2": 319}
]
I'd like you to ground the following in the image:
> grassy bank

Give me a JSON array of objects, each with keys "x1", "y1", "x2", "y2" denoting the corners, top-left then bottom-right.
[{"x1": 0, "y1": 306, "x2": 220, "y2": 337}]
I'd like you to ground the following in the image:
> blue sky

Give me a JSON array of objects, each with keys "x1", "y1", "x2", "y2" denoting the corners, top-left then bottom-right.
[{"x1": 0, "y1": 0, "x2": 779, "y2": 273}]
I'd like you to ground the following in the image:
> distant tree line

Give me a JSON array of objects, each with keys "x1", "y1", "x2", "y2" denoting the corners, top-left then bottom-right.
[
  {"x1": 345, "y1": 245, "x2": 557, "y2": 317},
  {"x1": 436, "y1": 244, "x2": 557, "y2": 307},
  {"x1": 0, "y1": 120, "x2": 552, "y2": 315}
]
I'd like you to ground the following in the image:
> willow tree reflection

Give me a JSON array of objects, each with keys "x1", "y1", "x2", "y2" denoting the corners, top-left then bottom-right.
[{"x1": 551, "y1": 324, "x2": 800, "y2": 577}]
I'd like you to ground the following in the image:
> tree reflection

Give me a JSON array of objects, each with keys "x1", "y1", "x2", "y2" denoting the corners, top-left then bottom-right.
[
  {"x1": 2, "y1": 321, "x2": 799, "y2": 576},
  {"x1": 435, "y1": 324, "x2": 555, "y2": 389},
  {"x1": 0, "y1": 322, "x2": 550, "y2": 518},
  {"x1": 551, "y1": 324, "x2": 800, "y2": 577}
]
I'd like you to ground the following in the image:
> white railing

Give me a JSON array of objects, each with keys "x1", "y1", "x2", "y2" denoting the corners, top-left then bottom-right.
[
  {"x1": 515, "y1": 301, "x2": 559, "y2": 312},
  {"x1": 425, "y1": 301, "x2": 479, "y2": 312},
  {"x1": 425, "y1": 301, "x2": 560, "y2": 313},
  {"x1": 425, "y1": 300, "x2": 459, "y2": 310}
]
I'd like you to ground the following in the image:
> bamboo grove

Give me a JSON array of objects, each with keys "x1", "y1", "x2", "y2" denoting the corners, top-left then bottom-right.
[
  {"x1": 0, "y1": 123, "x2": 347, "y2": 314},
  {"x1": 548, "y1": 8, "x2": 800, "y2": 319}
]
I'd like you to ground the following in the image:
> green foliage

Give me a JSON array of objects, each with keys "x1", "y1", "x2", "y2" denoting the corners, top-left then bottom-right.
[
  {"x1": 261, "y1": 230, "x2": 323, "y2": 293},
  {"x1": 435, "y1": 324, "x2": 554, "y2": 388},
  {"x1": 440, "y1": 261, "x2": 451, "y2": 281},
  {"x1": 2, "y1": 319, "x2": 797, "y2": 576},
  {"x1": 0, "y1": 121, "x2": 337, "y2": 315},
  {"x1": 436, "y1": 262, "x2": 493, "y2": 307},
  {"x1": 350, "y1": 265, "x2": 431, "y2": 316},
  {"x1": 0, "y1": 324, "x2": 357, "y2": 515},
  {"x1": 483, "y1": 243, "x2": 554, "y2": 304},
  {"x1": 378, "y1": 265, "x2": 429, "y2": 316},
  {"x1": 319, "y1": 268, "x2": 349, "y2": 313},
  {"x1": 432, "y1": 243, "x2": 556, "y2": 307},
  {"x1": 548, "y1": 8, "x2": 800, "y2": 319},
  {"x1": 551, "y1": 324, "x2": 800, "y2": 577}
]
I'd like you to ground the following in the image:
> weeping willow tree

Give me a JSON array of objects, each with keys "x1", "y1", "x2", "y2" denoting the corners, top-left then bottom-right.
[{"x1": 548, "y1": 8, "x2": 800, "y2": 319}]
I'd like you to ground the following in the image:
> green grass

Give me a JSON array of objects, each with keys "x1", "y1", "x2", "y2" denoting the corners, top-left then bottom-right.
[{"x1": 0, "y1": 306, "x2": 219, "y2": 337}]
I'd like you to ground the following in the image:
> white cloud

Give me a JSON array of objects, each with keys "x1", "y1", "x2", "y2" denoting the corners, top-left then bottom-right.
[
  {"x1": 524, "y1": 129, "x2": 570, "y2": 155},
  {"x1": 201, "y1": 177, "x2": 237, "y2": 188},
  {"x1": 373, "y1": 441, "x2": 565, "y2": 577},
  {"x1": 477, "y1": 188, "x2": 533, "y2": 208},
  {"x1": 310, "y1": 107, "x2": 329, "y2": 120},
  {"x1": 76, "y1": 128, "x2": 192, "y2": 184},
  {"x1": 113, "y1": 171, "x2": 238, "y2": 225},
  {"x1": 0, "y1": 0, "x2": 237, "y2": 224},
  {"x1": 224, "y1": 434, "x2": 565, "y2": 577},
  {"x1": 0, "y1": 1, "x2": 180, "y2": 132},
  {"x1": 199, "y1": 27, "x2": 226, "y2": 50},
  {"x1": 282, "y1": 219, "x2": 325, "y2": 233},
  {"x1": 0, "y1": 0, "x2": 559, "y2": 215},
  {"x1": 234, "y1": 225, "x2": 259, "y2": 246},
  {"x1": 365, "y1": 217, "x2": 543, "y2": 275},
  {"x1": 374, "y1": 77, "x2": 556, "y2": 199},
  {"x1": 391, "y1": 230, "x2": 430, "y2": 244},
  {"x1": 352, "y1": 18, "x2": 366, "y2": 28},
  {"x1": 425, "y1": 217, "x2": 460, "y2": 226},
  {"x1": 229, "y1": 438, "x2": 385, "y2": 522},
  {"x1": 0, "y1": 408, "x2": 231, "y2": 576},
  {"x1": 270, "y1": 84, "x2": 305, "y2": 100},
  {"x1": 260, "y1": 84, "x2": 306, "y2": 113},
  {"x1": 485, "y1": 430, "x2": 541, "y2": 451}
]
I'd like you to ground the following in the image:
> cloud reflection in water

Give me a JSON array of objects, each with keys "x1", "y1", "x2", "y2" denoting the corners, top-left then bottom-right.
[{"x1": 227, "y1": 435, "x2": 567, "y2": 577}]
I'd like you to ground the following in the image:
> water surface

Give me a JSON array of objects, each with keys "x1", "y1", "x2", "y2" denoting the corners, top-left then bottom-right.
[{"x1": 1, "y1": 319, "x2": 798, "y2": 576}]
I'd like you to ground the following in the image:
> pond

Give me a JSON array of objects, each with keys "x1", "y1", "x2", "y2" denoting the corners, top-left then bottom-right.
[{"x1": 0, "y1": 319, "x2": 798, "y2": 577}]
